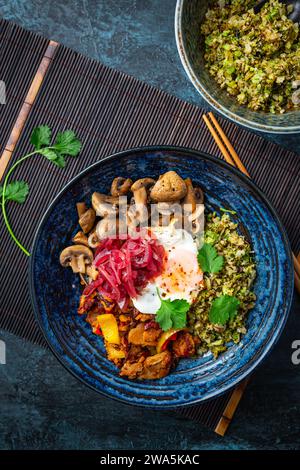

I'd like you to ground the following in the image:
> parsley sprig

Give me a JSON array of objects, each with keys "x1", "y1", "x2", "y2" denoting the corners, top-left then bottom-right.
[
  {"x1": 197, "y1": 243, "x2": 224, "y2": 274},
  {"x1": 209, "y1": 295, "x2": 240, "y2": 325},
  {"x1": 155, "y1": 289, "x2": 190, "y2": 331},
  {"x1": 0, "y1": 126, "x2": 81, "y2": 256}
]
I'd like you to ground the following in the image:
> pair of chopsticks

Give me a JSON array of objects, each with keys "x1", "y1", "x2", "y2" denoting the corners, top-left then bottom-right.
[{"x1": 203, "y1": 111, "x2": 300, "y2": 295}]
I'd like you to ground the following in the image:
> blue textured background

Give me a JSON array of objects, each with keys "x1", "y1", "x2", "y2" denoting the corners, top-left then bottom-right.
[{"x1": 0, "y1": 0, "x2": 299, "y2": 450}]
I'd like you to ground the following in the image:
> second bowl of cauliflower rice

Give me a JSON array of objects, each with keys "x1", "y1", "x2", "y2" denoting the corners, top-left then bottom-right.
[{"x1": 175, "y1": 0, "x2": 300, "y2": 133}]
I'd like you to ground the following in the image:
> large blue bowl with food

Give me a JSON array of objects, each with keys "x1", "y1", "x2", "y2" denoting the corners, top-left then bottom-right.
[
  {"x1": 175, "y1": 0, "x2": 300, "y2": 134},
  {"x1": 29, "y1": 146, "x2": 293, "y2": 408}
]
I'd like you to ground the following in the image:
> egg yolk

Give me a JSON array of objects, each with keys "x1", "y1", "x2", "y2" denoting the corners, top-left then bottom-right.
[{"x1": 156, "y1": 248, "x2": 203, "y2": 300}]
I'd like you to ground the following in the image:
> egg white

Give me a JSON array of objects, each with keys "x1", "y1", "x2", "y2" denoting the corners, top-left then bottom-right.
[{"x1": 132, "y1": 226, "x2": 203, "y2": 314}]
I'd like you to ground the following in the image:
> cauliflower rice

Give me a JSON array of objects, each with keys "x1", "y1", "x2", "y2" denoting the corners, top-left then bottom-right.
[
  {"x1": 188, "y1": 212, "x2": 256, "y2": 358},
  {"x1": 201, "y1": 0, "x2": 300, "y2": 113}
]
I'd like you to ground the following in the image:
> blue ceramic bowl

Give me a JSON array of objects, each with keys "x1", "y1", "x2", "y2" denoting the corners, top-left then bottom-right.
[
  {"x1": 175, "y1": 0, "x2": 300, "y2": 134},
  {"x1": 30, "y1": 147, "x2": 294, "y2": 408}
]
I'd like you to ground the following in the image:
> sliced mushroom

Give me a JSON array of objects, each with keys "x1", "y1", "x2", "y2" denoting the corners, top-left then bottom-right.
[
  {"x1": 88, "y1": 231, "x2": 100, "y2": 249},
  {"x1": 128, "y1": 178, "x2": 154, "y2": 225},
  {"x1": 133, "y1": 186, "x2": 147, "y2": 206},
  {"x1": 96, "y1": 217, "x2": 127, "y2": 240},
  {"x1": 72, "y1": 231, "x2": 89, "y2": 247},
  {"x1": 79, "y1": 208, "x2": 96, "y2": 234},
  {"x1": 194, "y1": 186, "x2": 204, "y2": 204},
  {"x1": 60, "y1": 245, "x2": 93, "y2": 274},
  {"x1": 76, "y1": 202, "x2": 87, "y2": 218},
  {"x1": 86, "y1": 265, "x2": 98, "y2": 281},
  {"x1": 91, "y1": 192, "x2": 119, "y2": 217},
  {"x1": 157, "y1": 202, "x2": 174, "y2": 216},
  {"x1": 183, "y1": 178, "x2": 197, "y2": 213},
  {"x1": 111, "y1": 177, "x2": 133, "y2": 196},
  {"x1": 150, "y1": 171, "x2": 187, "y2": 202},
  {"x1": 128, "y1": 186, "x2": 149, "y2": 224},
  {"x1": 131, "y1": 178, "x2": 156, "y2": 192}
]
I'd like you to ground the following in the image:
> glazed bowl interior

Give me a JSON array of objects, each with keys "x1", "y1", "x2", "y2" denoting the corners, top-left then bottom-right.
[
  {"x1": 175, "y1": 0, "x2": 300, "y2": 134},
  {"x1": 30, "y1": 147, "x2": 294, "y2": 408}
]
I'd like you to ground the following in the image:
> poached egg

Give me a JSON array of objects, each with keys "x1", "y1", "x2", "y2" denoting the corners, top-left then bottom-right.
[{"x1": 132, "y1": 226, "x2": 204, "y2": 314}]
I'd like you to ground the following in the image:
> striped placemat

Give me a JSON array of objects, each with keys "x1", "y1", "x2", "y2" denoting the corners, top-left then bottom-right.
[{"x1": 0, "y1": 18, "x2": 299, "y2": 436}]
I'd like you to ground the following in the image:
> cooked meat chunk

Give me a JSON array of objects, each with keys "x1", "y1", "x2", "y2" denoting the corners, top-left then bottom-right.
[
  {"x1": 139, "y1": 351, "x2": 172, "y2": 380},
  {"x1": 126, "y1": 345, "x2": 149, "y2": 362},
  {"x1": 143, "y1": 328, "x2": 161, "y2": 344},
  {"x1": 128, "y1": 323, "x2": 162, "y2": 347},
  {"x1": 85, "y1": 309, "x2": 100, "y2": 329},
  {"x1": 78, "y1": 293, "x2": 97, "y2": 315},
  {"x1": 120, "y1": 351, "x2": 172, "y2": 380},
  {"x1": 120, "y1": 357, "x2": 145, "y2": 379},
  {"x1": 172, "y1": 331, "x2": 196, "y2": 358},
  {"x1": 127, "y1": 323, "x2": 144, "y2": 344},
  {"x1": 134, "y1": 313, "x2": 154, "y2": 322}
]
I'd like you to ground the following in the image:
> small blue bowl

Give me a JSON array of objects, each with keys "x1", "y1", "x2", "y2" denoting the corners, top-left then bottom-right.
[
  {"x1": 175, "y1": 0, "x2": 300, "y2": 134},
  {"x1": 29, "y1": 147, "x2": 294, "y2": 408}
]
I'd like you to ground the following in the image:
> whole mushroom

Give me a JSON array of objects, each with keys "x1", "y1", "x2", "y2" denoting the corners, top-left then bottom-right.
[
  {"x1": 60, "y1": 245, "x2": 94, "y2": 273},
  {"x1": 150, "y1": 171, "x2": 187, "y2": 202}
]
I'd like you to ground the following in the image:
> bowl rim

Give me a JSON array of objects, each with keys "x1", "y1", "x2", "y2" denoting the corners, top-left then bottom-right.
[
  {"x1": 29, "y1": 145, "x2": 294, "y2": 408},
  {"x1": 174, "y1": 0, "x2": 300, "y2": 135}
]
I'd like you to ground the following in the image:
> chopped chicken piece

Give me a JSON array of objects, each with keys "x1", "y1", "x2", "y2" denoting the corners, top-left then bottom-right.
[
  {"x1": 135, "y1": 313, "x2": 154, "y2": 322},
  {"x1": 120, "y1": 357, "x2": 145, "y2": 379},
  {"x1": 120, "y1": 351, "x2": 172, "y2": 380},
  {"x1": 172, "y1": 331, "x2": 196, "y2": 358},
  {"x1": 85, "y1": 309, "x2": 101, "y2": 329},
  {"x1": 128, "y1": 323, "x2": 162, "y2": 347}
]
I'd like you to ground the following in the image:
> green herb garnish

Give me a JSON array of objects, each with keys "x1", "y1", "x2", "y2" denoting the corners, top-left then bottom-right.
[
  {"x1": 0, "y1": 181, "x2": 29, "y2": 203},
  {"x1": 0, "y1": 125, "x2": 81, "y2": 256},
  {"x1": 197, "y1": 243, "x2": 224, "y2": 273},
  {"x1": 155, "y1": 289, "x2": 190, "y2": 331},
  {"x1": 220, "y1": 207, "x2": 236, "y2": 215},
  {"x1": 209, "y1": 295, "x2": 240, "y2": 325}
]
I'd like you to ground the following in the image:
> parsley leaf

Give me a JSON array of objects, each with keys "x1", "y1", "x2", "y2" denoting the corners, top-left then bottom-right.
[
  {"x1": 31, "y1": 127, "x2": 81, "y2": 168},
  {"x1": 53, "y1": 130, "x2": 81, "y2": 156},
  {"x1": 1, "y1": 125, "x2": 82, "y2": 256},
  {"x1": 31, "y1": 125, "x2": 51, "y2": 150},
  {"x1": 39, "y1": 148, "x2": 66, "y2": 168},
  {"x1": 51, "y1": 154, "x2": 66, "y2": 168},
  {"x1": 197, "y1": 243, "x2": 224, "y2": 273},
  {"x1": 0, "y1": 181, "x2": 29, "y2": 204},
  {"x1": 209, "y1": 295, "x2": 240, "y2": 325},
  {"x1": 156, "y1": 295, "x2": 190, "y2": 332}
]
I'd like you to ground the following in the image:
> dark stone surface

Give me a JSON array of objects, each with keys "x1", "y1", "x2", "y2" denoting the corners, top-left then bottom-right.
[
  {"x1": 0, "y1": 0, "x2": 299, "y2": 450},
  {"x1": 1, "y1": 0, "x2": 300, "y2": 153}
]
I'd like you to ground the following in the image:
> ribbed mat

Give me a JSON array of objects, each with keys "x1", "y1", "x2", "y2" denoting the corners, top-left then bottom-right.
[
  {"x1": 0, "y1": 18, "x2": 299, "y2": 432},
  {"x1": 0, "y1": 20, "x2": 49, "y2": 155}
]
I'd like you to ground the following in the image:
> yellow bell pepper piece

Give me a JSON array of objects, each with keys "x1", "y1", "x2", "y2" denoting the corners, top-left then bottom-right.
[
  {"x1": 106, "y1": 343, "x2": 125, "y2": 360},
  {"x1": 97, "y1": 314, "x2": 120, "y2": 344},
  {"x1": 156, "y1": 328, "x2": 182, "y2": 353}
]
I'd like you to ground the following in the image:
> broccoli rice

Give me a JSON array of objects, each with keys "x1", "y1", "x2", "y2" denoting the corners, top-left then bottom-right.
[
  {"x1": 188, "y1": 212, "x2": 256, "y2": 358},
  {"x1": 201, "y1": 0, "x2": 300, "y2": 113}
]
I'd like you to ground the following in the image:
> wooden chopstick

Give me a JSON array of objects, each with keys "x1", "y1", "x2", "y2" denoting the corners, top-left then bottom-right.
[
  {"x1": 208, "y1": 112, "x2": 250, "y2": 177},
  {"x1": 203, "y1": 112, "x2": 300, "y2": 295},
  {"x1": 293, "y1": 253, "x2": 300, "y2": 279},
  {"x1": 202, "y1": 115, "x2": 236, "y2": 167}
]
